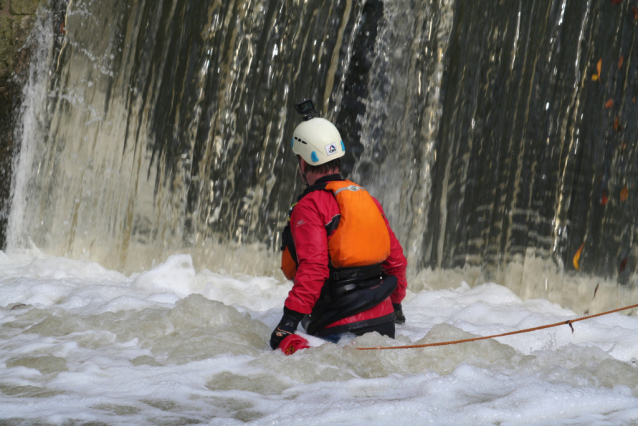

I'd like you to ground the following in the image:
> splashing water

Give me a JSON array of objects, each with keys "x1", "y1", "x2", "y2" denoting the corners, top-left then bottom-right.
[{"x1": 1, "y1": 250, "x2": 638, "y2": 425}]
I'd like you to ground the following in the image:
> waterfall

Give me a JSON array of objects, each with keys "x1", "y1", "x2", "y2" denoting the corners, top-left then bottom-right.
[
  {"x1": 7, "y1": 0, "x2": 638, "y2": 311},
  {"x1": 8, "y1": 0, "x2": 373, "y2": 273},
  {"x1": 425, "y1": 0, "x2": 638, "y2": 307}
]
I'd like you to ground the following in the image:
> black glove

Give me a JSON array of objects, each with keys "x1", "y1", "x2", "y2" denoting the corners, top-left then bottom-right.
[
  {"x1": 269, "y1": 307, "x2": 304, "y2": 350},
  {"x1": 393, "y1": 303, "x2": 405, "y2": 325}
]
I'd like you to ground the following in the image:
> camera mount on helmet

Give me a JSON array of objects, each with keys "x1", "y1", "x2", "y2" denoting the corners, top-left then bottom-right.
[
  {"x1": 295, "y1": 99, "x2": 318, "y2": 121},
  {"x1": 290, "y1": 100, "x2": 344, "y2": 182}
]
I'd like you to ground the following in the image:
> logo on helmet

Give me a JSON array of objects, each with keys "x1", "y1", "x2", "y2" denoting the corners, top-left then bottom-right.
[{"x1": 325, "y1": 143, "x2": 338, "y2": 156}]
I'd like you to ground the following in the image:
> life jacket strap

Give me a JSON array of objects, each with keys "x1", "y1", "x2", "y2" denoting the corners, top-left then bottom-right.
[
  {"x1": 329, "y1": 263, "x2": 382, "y2": 285},
  {"x1": 327, "y1": 264, "x2": 383, "y2": 304}
]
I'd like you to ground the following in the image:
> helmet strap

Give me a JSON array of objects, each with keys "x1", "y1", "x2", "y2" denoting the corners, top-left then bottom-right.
[{"x1": 298, "y1": 157, "x2": 310, "y2": 187}]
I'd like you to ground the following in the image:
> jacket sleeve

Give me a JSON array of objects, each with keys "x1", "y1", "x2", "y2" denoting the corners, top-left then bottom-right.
[
  {"x1": 283, "y1": 198, "x2": 330, "y2": 314},
  {"x1": 373, "y1": 198, "x2": 408, "y2": 304}
]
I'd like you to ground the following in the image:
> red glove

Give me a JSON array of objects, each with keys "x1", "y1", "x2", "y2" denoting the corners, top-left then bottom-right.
[{"x1": 279, "y1": 334, "x2": 310, "y2": 355}]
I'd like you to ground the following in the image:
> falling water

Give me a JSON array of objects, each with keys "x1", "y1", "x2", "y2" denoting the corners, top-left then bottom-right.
[
  {"x1": 7, "y1": 0, "x2": 638, "y2": 311},
  {"x1": 8, "y1": 0, "x2": 371, "y2": 274}
]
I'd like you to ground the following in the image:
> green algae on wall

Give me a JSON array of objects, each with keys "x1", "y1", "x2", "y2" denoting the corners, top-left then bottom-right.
[
  {"x1": 10, "y1": 0, "x2": 40, "y2": 15},
  {"x1": 0, "y1": 15, "x2": 13, "y2": 78}
]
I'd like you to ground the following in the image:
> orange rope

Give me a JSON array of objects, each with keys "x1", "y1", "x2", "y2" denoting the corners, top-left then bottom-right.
[{"x1": 355, "y1": 302, "x2": 638, "y2": 351}]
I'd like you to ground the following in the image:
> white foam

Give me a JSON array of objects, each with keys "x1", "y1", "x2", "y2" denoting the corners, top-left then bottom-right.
[{"x1": 1, "y1": 250, "x2": 638, "y2": 425}]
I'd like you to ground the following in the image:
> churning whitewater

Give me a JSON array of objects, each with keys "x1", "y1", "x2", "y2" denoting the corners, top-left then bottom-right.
[
  {"x1": 1, "y1": 249, "x2": 638, "y2": 425},
  {"x1": 4, "y1": 0, "x2": 638, "y2": 424}
]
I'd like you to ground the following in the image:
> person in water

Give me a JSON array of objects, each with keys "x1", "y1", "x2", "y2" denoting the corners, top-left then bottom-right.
[{"x1": 269, "y1": 103, "x2": 408, "y2": 350}]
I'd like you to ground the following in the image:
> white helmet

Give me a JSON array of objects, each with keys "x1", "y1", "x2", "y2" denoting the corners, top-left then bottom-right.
[{"x1": 291, "y1": 118, "x2": 345, "y2": 166}]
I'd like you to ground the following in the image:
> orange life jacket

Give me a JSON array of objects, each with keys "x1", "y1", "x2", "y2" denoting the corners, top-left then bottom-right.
[
  {"x1": 281, "y1": 202, "x2": 298, "y2": 280},
  {"x1": 280, "y1": 179, "x2": 397, "y2": 335},
  {"x1": 280, "y1": 178, "x2": 397, "y2": 335},
  {"x1": 280, "y1": 180, "x2": 391, "y2": 278},
  {"x1": 325, "y1": 180, "x2": 391, "y2": 268}
]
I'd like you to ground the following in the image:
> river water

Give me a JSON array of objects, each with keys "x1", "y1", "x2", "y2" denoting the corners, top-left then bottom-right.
[
  {"x1": 4, "y1": 0, "x2": 638, "y2": 423},
  {"x1": 2, "y1": 250, "x2": 638, "y2": 425}
]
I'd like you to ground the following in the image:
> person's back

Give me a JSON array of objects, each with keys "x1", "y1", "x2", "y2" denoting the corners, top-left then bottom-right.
[{"x1": 270, "y1": 101, "x2": 407, "y2": 350}]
